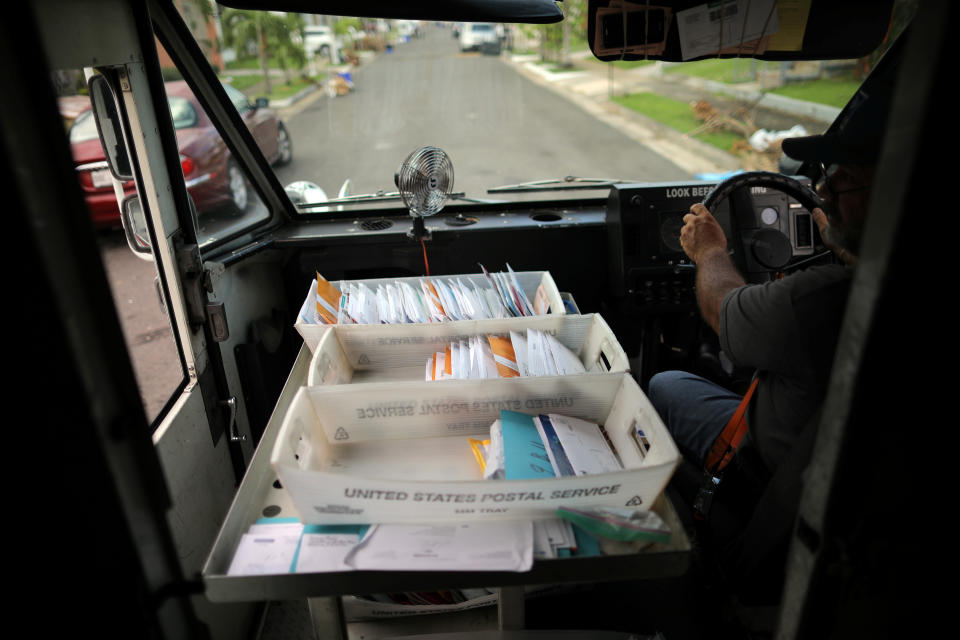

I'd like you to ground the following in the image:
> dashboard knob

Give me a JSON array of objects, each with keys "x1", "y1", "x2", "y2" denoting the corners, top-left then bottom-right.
[{"x1": 750, "y1": 228, "x2": 793, "y2": 269}]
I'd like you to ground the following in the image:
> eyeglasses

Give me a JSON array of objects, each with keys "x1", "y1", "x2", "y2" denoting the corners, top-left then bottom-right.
[{"x1": 816, "y1": 162, "x2": 872, "y2": 200}]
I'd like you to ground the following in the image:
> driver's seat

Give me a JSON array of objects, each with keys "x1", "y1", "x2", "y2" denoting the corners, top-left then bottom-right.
[{"x1": 668, "y1": 406, "x2": 822, "y2": 629}]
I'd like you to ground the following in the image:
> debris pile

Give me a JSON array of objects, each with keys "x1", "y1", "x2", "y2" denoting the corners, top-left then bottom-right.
[{"x1": 688, "y1": 99, "x2": 808, "y2": 171}]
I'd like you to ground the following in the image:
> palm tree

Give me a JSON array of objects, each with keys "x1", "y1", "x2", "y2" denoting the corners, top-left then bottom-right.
[
  {"x1": 221, "y1": 9, "x2": 273, "y2": 94},
  {"x1": 221, "y1": 10, "x2": 308, "y2": 94}
]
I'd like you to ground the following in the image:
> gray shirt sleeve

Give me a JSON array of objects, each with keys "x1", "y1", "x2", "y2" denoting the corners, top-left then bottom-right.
[{"x1": 718, "y1": 278, "x2": 802, "y2": 375}]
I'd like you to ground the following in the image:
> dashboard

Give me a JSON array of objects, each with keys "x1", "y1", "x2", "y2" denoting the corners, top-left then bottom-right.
[{"x1": 606, "y1": 179, "x2": 820, "y2": 311}]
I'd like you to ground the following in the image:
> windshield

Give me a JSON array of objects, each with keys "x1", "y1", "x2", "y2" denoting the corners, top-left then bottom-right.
[{"x1": 164, "y1": 3, "x2": 911, "y2": 220}]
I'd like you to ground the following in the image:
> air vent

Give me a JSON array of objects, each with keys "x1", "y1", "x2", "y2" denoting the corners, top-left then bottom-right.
[
  {"x1": 359, "y1": 218, "x2": 394, "y2": 231},
  {"x1": 531, "y1": 212, "x2": 563, "y2": 222},
  {"x1": 445, "y1": 214, "x2": 478, "y2": 227}
]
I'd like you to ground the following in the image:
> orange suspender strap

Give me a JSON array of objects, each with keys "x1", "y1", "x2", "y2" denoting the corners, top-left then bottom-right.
[{"x1": 704, "y1": 377, "x2": 759, "y2": 475}]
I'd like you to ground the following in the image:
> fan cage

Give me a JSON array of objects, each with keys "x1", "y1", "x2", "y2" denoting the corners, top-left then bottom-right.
[{"x1": 396, "y1": 147, "x2": 454, "y2": 217}]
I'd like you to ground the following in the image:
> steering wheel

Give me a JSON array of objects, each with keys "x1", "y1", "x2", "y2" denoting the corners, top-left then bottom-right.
[{"x1": 700, "y1": 171, "x2": 826, "y2": 273}]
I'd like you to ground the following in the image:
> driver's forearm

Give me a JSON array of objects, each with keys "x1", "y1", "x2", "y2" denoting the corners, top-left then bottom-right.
[{"x1": 695, "y1": 247, "x2": 746, "y2": 334}]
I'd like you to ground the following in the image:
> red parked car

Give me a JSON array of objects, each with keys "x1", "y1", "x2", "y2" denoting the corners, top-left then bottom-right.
[{"x1": 69, "y1": 80, "x2": 293, "y2": 228}]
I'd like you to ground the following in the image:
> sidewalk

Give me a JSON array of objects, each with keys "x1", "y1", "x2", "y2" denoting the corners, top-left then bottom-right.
[{"x1": 503, "y1": 51, "x2": 837, "y2": 178}]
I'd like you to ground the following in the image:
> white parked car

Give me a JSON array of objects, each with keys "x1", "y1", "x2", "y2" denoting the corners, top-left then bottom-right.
[
  {"x1": 458, "y1": 22, "x2": 501, "y2": 53},
  {"x1": 302, "y1": 24, "x2": 341, "y2": 62}
]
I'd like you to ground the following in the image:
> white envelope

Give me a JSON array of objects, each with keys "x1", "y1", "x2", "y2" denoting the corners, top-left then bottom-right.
[
  {"x1": 485, "y1": 288, "x2": 509, "y2": 318},
  {"x1": 507, "y1": 264, "x2": 535, "y2": 315},
  {"x1": 434, "y1": 279, "x2": 463, "y2": 320},
  {"x1": 510, "y1": 330, "x2": 529, "y2": 377},
  {"x1": 549, "y1": 414, "x2": 622, "y2": 475},
  {"x1": 400, "y1": 281, "x2": 428, "y2": 323},
  {"x1": 359, "y1": 283, "x2": 379, "y2": 324},
  {"x1": 544, "y1": 332, "x2": 586, "y2": 375},
  {"x1": 385, "y1": 284, "x2": 404, "y2": 323}
]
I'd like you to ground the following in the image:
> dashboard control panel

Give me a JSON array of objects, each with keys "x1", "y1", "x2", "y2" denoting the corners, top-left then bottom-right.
[{"x1": 606, "y1": 180, "x2": 818, "y2": 309}]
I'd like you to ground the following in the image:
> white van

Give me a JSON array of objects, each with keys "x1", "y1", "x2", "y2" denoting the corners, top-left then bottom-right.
[
  {"x1": 303, "y1": 24, "x2": 341, "y2": 62},
  {"x1": 459, "y1": 22, "x2": 500, "y2": 53}
]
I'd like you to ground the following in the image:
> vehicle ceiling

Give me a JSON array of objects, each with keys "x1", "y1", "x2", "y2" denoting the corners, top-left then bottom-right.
[{"x1": 216, "y1": 0, "x2": 897, "y2": 62}]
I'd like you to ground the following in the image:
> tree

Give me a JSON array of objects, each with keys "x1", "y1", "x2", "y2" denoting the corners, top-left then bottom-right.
[
  {"x1": 539, "y1": 0, "x2": 587, "y2": 66},
  {"x1": 220, "y1": 9, "x2": 306, "y2": 94}
]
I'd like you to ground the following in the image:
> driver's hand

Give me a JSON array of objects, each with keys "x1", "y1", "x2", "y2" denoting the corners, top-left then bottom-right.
[{"x1": 681, "y1": 203, "x2": 727, "y2": 264}]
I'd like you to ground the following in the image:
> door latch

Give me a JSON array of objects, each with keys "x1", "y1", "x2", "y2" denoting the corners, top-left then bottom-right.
[{"x1": 220, "y1": 396, "x2": 245, "y2": 443}]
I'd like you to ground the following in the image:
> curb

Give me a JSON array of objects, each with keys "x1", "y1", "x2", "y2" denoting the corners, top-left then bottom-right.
[
  {"x1": 270, "y1": 84, "x2": 320, "y2": 109},
  {"x1": 505, "y1": 55, "x2": 742, "y2": 177},
  {"x1": 678, "y1": 76, "x2": 840, "y2": 124}
]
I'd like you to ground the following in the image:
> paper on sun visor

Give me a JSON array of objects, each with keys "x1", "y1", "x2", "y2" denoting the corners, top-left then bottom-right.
[
  {"x1": 677, "y1": 0, "x2": 779, "y2": 61},
  {"x1": 315, "y1": 273, "x2": 341, "y2": 324}
]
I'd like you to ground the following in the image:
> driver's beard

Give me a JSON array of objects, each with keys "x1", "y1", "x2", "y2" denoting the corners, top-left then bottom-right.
[{"x1": 822, "y1": 201, "x2": 863, "y2": 257}]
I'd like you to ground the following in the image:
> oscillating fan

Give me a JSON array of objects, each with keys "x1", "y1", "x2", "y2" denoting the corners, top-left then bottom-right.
[{"x1": 394, "y1": 146, "x2": 454, "y2": 239}]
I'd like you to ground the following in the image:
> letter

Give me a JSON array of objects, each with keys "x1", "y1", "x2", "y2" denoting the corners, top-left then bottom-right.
[
  {"x1": 356, "y1": 409, "x2": 365, "y2": 419},
  {"x1": 413, "y1": 493, "x2": 424, "y2": 501}
]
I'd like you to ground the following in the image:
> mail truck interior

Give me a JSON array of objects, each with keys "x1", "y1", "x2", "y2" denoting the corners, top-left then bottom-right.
[{"x1": 9, "y1": 0, "x2": 947, "y2": 638}]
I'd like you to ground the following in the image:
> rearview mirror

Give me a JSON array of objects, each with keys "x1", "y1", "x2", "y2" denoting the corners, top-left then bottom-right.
[
  {"x1": 255, "y1": 97, "x2": 269, "y2": 109},
  {"x1": 88, "y1": 74, "x2": 134, "y2": 180}
]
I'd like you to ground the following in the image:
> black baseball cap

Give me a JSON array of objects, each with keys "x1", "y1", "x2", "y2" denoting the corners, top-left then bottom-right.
[{"x1": 782, "y1": 90, "x2": 890, "y2": 166}]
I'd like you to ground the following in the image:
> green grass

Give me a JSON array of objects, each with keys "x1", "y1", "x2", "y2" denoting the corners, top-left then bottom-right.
[
  {"x1": 224, "y1": 57, "x2": 282, "y2": 71},
  {"x1": 265, "y1": 77, "x2": 322, "y2": 100},
  {"x1": 767, "y1": 76, "x2": 860, "y2": 108},
  {"x1": 222, "y1": 74, "x2": 264, "y2": 92},
  {"x1": 221, "y1": 74, "x2": 324, "y2": 100},
  {"x1": 663, "y1": 58, "x2": 756, "y2": 84},
  {"x1": 662, "y1": 59, "x2": 861, "y2": 107},
  {"x1": 613, "y1": 91, "x2": 741, "y2": 153}
]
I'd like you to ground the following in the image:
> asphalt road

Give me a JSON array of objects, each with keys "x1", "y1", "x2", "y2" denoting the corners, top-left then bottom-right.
[
  {"x1": 273, "y1": 26, "x2": 692, "y2": 201},
  {"x1": 103, "y1": 26, "x2": 698, "y2": 422}
]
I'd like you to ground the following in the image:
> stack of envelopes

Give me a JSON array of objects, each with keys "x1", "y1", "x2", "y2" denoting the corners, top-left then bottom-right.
[
  {"x1": 425, "y1": 329, "x2": 587, "y2": 380},
  {"x1": 314, "y1": 264, "x2": 546, "y2": 325}
]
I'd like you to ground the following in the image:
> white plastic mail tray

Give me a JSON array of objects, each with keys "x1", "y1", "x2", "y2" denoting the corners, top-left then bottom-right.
[
  {"x1": 295, "y1": 270, "x2": 566, "y2": 353},
  {"x1": 270, "y1": 373, "x2": 679, "y2": 524},
  {"x1": 306, "y1": 313, "x2": 629, "y2": 386}
]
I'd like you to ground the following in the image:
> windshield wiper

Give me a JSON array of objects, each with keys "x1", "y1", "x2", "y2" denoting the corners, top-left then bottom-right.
[
  {"x1": 295, "y1": 190, "x2": 506, "y2": 209},
  {"x1": 487, "y1": 176, "x2": 630, "y2": 193}
]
